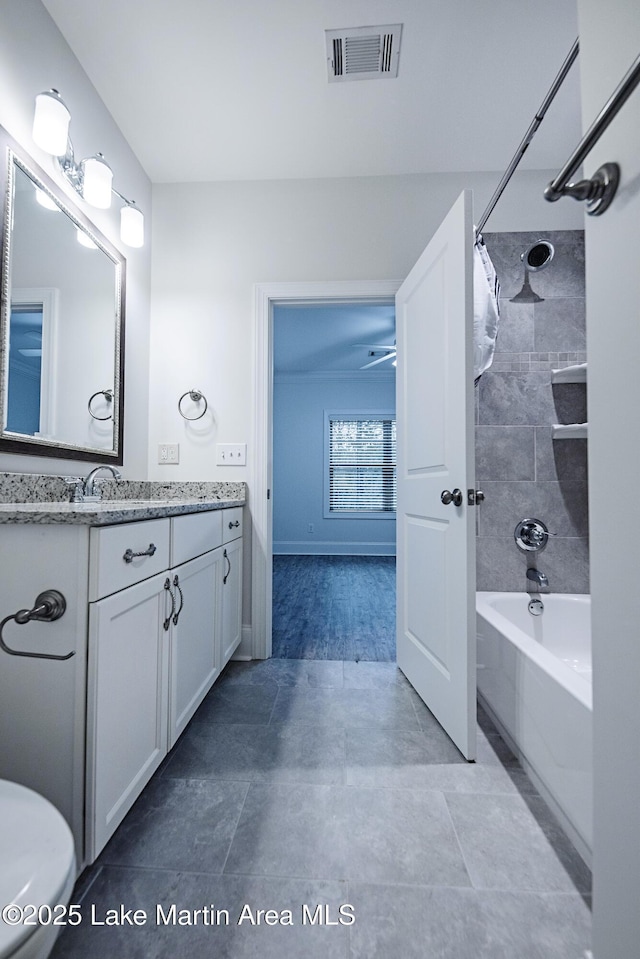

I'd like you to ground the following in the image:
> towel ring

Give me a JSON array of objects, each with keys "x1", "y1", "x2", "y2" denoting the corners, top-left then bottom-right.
[
  {"x1": 178, "y1": 389, "x2": 208, "y2": 421},
  {"x1": 88, "y1": 388, "x2": 114, "y2": 421}
]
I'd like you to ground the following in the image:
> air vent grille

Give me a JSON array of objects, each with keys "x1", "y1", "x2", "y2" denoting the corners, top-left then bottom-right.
[{"x1": 326, "y1": 24, "x2": 402, "y2": 82}]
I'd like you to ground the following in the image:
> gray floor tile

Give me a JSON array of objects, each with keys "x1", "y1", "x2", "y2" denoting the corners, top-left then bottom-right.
[
  {"x1": 99, "y1": 778, "x2": 249, "y2": 873},
  {"x1": 223, "y1": 783, "x2": 347, "y2": 879},
  {"x1": 342, "y1": 660, "x2": 411, "y2": 689},
  {"x1": 348, "y1": 882, "x2": 591, "y2": 959},
  {"x1": 52, "y1": 867, "x2": 349, "y2": 959},
  {"x1": 446, "y1": 792, "x2": 591, "y2": 893},
  {"x1": 346, "y1": 726, "x2": 465, "y2": 784},
  {"x1": 194, "y1": 680, "x2": 279, "y2": 724},
  {"x1": 222, "y1": 658, "x2": 346, "y2": 687},
  {"x1": 346, "y1": 728, "x2": 530, "y2": 793},
  {"x1": 270, "y1": 685, "x2": 420, "y2": 730},
  {"x1": 163, "y1": 721, "x2": 345, "y2": 785},
  {"x1": 342, "y1": 786, "x2": 471, "y2": 886}
]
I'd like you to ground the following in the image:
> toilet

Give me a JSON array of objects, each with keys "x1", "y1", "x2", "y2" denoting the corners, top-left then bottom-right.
[{"x1": 0, "y1": 780, "x2": 76, "y2": 959}]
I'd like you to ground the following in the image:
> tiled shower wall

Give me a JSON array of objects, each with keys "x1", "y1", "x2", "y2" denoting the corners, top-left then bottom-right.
[{"x1": 476, "y1": 230, "x2": 589, "y2": 594}]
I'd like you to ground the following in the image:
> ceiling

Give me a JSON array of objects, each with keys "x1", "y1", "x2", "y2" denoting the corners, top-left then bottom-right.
[
  {"x1": 274, "y1": 303, "x2": 396, "y2": 374},
  {"x1": 42, "y1": 0, "x2": 581, "y2": 184}
]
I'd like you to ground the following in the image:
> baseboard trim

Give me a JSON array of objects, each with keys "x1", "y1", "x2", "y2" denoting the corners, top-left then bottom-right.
[
  {"x1": 231, "y1": 625, "x2": 254, "y2": 661},
  {"x1": 274, "y1": 541, "x2": 396, "y2": 556}
]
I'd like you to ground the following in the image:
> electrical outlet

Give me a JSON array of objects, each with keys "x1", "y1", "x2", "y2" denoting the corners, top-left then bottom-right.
[
  {"x1": 216, "y1": 443, "x2": 247, "y2": 466},
  {"x1": 308, "y1": 523, "x2": 314, "y2": 533},
  {"x1": 158, "y1": 443, "x2": 180, "y2": 464}
]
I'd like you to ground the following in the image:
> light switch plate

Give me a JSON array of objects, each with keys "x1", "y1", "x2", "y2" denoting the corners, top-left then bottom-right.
[{"x1": 216, "y1": 443, "x2": 247, "y2": 466}]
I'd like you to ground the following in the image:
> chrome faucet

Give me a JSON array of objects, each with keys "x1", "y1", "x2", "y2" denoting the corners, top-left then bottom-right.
[
  {"x1": 527, "y1": 567, "x2": 548, "y2": 589},
  {"x1": 81, "y1": 465, "x2": 122, "y2": 502}
]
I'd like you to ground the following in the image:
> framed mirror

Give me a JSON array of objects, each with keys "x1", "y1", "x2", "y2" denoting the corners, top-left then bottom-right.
[{"x1": 0, "y1": 123, "x2": 125, "y2": 464}]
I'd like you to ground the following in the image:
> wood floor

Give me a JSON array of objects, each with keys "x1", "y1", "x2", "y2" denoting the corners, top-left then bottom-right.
[{"x1": 272, "y1": 554, "x2": 396, "y2": 661}]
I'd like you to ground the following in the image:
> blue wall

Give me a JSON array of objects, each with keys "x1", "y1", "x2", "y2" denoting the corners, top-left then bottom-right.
[{"x1": 273, "y1": 373, "x2": 396, "y2": 555}]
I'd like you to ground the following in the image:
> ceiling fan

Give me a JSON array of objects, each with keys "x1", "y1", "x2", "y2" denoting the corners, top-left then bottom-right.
[{"x1": 353, "y1": 342, "x2": 397, "y2": 370}]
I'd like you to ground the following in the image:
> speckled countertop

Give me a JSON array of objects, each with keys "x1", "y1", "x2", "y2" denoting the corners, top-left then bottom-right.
[{"x1": 0, "y1": 473, "x2": 246, "y2": 525}]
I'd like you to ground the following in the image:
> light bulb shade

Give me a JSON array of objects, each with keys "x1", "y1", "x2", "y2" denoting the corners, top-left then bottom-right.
[
  {"x1": 82, "y1": 154, "x2": 113, "y2": 208},
  {"x1": 77, "y1": 228, "x2": 97, "y2": 249},
  {"x1": 32, "y1": 90, "x2": 70, "y2": 155},
  {"x1": 120, "y1": 204, "x2": 144, "y2": 248},
  {"x1": 35, "y1": 188, "x2": 60, "y2": 211}
]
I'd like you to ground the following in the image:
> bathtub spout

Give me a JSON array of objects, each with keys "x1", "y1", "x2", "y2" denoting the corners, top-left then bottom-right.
[{"x1": 527, "y1": 567, "x2": 549, "y2": 589}]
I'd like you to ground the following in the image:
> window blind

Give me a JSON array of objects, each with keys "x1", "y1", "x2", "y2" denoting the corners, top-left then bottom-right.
[{"x1": 328, "y1": 417, "x2": 396, "y2": 512}]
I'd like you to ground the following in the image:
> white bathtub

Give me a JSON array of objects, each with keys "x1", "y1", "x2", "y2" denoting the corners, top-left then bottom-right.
[{"x1": 476, "y1": 591, "x2": 592, "y2": 863}]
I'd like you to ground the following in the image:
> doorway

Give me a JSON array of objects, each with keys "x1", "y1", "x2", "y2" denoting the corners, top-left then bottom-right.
[
  {"x1": 250, "y1": 280, "x2": 401, "y2": 662},
  {"x1": 271, "y1": 300, "x2": 396, "y2": 661}
]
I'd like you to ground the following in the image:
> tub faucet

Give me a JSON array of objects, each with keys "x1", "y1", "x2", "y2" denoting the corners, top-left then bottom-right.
[
  {"x1": 527, "y1": 567, "x2": 548, "y2": 589},
  {"x1": 81, "y1": 465, "x2": 122, "y2": 502}
]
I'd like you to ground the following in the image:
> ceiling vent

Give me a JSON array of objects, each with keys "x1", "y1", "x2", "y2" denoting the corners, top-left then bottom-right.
[{"x1": 326, "y1": 24, "x2": 402, "y2": 82}]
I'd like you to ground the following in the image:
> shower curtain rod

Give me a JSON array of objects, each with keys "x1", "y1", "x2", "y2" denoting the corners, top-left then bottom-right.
[{"x1": 476, "y1": 37, "x2": 580, "y2": 234}]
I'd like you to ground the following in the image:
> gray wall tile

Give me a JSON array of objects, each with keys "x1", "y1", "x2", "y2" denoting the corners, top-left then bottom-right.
[
  {"x1": 476, "y1": 427, "x2": 535, "y2": 481},
  {"x1": 478, "y1": 372, "x2": 556, "y2": 426},
  {"x1": 484, "y1": 231, "x2": 585, "y2": 299},
  {"x1": 535, "y1": 298, "x2": 586, "y2": 352},
  {"x1": 476, "y1": 534, "x2": 589, "y2": 594},
  {"x1": 536, "y1": 429, "x2": 588, "y2": 482},
  {"x1": 552, "y1": 383, "x2": 588, "y2": 425},
  {"x1": 494, "y1": 300, "x2": 534, "y2": 352},
  {"x1": 477, "y1": 481, "x2": 589, "y2": 537},
  {"x1": 477, "y1": 230, "x2": 588, "y2": 594}
]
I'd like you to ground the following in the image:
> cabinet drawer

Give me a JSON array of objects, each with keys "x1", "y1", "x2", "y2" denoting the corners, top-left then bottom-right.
[
  {"x1": 89, "y1": 519, "x2": 171, "y2": 601},
  {"x1": 170, "y1": 510, "x2": 223, "y2": 567},
  {"x1": 222, "y1": 507, "x2": 244, "y2": 543}
]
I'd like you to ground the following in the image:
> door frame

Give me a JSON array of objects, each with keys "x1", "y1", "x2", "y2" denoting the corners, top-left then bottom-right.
[{"x1": 251, "y1": 279, "x2": 401, "y2": 660}]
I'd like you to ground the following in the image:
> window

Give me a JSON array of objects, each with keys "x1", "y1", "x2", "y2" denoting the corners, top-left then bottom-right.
[{"x1": 324, "y1": 411, "x2": 396, "y2": 518}]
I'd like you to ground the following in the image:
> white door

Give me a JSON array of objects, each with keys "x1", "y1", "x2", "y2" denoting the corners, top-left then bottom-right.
[{"x1": 396, "y1": 190, "x2": 476, "y2": 760}]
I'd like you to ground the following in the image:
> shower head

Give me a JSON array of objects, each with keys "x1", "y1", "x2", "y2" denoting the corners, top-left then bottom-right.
[
  {"x1": 521, "y1": 240, "x2": 554, "y2": 272},
  {"x1": 510, "y1": 239, "x2": 555, "y2": 303}
]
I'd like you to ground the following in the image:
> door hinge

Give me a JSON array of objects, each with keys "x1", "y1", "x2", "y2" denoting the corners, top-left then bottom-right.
[{"x1": 267, "y1": 488, "x2": 271, "y2": 500}]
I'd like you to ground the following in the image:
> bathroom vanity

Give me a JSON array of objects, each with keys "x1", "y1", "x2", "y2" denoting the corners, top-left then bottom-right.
[{"x1": 0, "y1": 478, "x2": 245, "y2": 869}]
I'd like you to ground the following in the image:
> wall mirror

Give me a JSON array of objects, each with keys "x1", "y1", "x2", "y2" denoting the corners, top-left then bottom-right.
[{"x1": 0, "y1": 124, "x2": 125, "y2": 464}]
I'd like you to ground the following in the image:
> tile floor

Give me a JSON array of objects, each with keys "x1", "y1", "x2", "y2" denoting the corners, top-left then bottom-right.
[{"x1": 51, "y1": 659, "x2": 592, "y2": 958}]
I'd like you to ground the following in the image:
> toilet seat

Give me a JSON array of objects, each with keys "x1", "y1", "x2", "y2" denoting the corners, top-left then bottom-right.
[{"x1": 0, "y1": 780, "x2": 76, "y2": 959}]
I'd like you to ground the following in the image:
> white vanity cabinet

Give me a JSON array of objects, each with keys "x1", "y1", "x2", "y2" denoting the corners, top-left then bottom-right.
[
  {"x1": 86, "y1": 568, "x2": 170, "y2": 858},
  {"x1": 86, "y1": 506, "x2": 243, "y2": 860},
  {"x1": 167, "y1": 511, "x2": 224, "y2": 748},
  {"x1": 0, "y1": 497, "x2": 244, "y2": 870}
]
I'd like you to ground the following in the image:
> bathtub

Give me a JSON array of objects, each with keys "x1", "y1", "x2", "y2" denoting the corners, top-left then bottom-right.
[{"x1": 476, "y1": 591, "x2": 592, "y2": 864}]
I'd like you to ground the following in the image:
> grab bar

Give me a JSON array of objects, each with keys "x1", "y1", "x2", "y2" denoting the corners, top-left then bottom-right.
[{"x1": 544, "y1": 50, "x2": 640, "y2": 216}]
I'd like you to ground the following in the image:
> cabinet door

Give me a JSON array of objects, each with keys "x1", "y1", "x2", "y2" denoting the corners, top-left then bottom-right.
[
  {"x1": 169, "y1": 549, "x2": 223, "y2": 748},
  {"x1": 221, "y1": 536, "x2": 243, "y2": 668},
  {"x1": 87, "y1": 571, "x2": 170, "y2": 859}
]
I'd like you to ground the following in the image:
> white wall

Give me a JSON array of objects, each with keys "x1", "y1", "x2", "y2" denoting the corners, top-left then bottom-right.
[
  {"x1": 577, "y1": 1, "x2": 640, "y2": 955},
  {"x1": 0, "y1": 0, "x2": 151, "y2": 477},
  {"x1": 273, "y1": 372, "x2": 396, "y2": 555},
  {"x1": 149, "y1": 168, "x2": 583, "y2": 484}
]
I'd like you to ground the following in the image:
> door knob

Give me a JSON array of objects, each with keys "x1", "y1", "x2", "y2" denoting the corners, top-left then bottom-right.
[{"x1": 441, "y1": 488, "x2": 463, "y2": 507}]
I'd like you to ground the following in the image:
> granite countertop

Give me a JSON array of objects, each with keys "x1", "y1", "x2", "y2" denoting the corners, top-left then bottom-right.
[
  {"x1": 0, "y1": 497, "x2": 245, "y2": 525},
  {"x1": 0, "y1": 474, "x2": 246, "y2": 525}
]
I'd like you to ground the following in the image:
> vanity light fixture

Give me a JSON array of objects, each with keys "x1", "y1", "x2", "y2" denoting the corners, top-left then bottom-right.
[
  {"x1": 32, "y1": 89, "x2": 144, "y2": 248},
  {"x1": 76, "y1": 228, "x2": 98, "y2": 250},
  {"x1": 35, "y1": 188, "x2": 59, "y2": 211}
]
